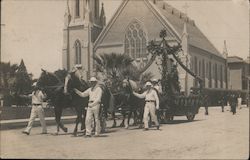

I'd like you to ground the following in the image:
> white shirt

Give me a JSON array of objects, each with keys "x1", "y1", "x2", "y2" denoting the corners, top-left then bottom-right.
[
  {"x1": 31, "y1": 90, "x2": 46, "y2": 104},
  {"x1": 133, "y1": 89, "x2": 159, "y2": 109},
  {"x1": 78, "y1": 85, "x2": 103, "y2": 107}
]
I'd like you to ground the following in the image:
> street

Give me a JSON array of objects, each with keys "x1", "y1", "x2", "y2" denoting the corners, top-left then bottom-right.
[{"x1": 1, "y1": 106, "x2": 249, "y2": 159}]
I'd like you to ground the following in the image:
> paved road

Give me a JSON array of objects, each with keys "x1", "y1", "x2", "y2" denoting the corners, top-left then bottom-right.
[{"x1": 1, "y1": 106, "x2": 249, "y2": 159}]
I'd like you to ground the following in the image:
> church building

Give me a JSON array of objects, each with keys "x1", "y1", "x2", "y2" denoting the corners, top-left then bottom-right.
[{"x1": 62, "y1": 0, "x2": 228, "y2": 95}]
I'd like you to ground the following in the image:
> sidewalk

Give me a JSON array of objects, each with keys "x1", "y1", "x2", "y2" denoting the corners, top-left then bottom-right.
[{"x1": 0, "y1": 116, "x2": 76, "y2": 130}]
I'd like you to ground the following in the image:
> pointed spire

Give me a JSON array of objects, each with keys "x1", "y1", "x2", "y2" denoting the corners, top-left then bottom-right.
[
  {"x1": 100, "y1": 2, "x2": 106, "y2": 26},
  {"x1": 84, "y1": 0, "x2": 91, "y2": 24},
  {"x1": 181, "y1": 21, "x2": 189, "y2": 56},
  {"x1": 182, "y1": 21, "x2": 188, "y2": 37},
  {"x1": 223, "y1": 40, "x2": 228, "y2": 58},
  {"x1": 64, "y1": 0, "x2": 71, "y2": 27},
  {"x1": 18, "y1": 59, "x2": 27, "y2": 73}
]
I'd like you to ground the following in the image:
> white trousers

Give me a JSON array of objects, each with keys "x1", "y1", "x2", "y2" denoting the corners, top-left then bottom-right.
[
  {"x1": 85, "y1": 104, "x2": 101, "y2": 136},
  {"x1": 25, "y1": 105, "x2": 47, "y2": 133},
  {"x1": 143, "y1": 102, "x2": 159, "y2": 129}
]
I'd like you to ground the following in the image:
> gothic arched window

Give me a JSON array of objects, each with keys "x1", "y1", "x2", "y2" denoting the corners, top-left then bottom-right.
[
  {"x1": 124, "y1": 20, "x2": 148, "y2": 63},
  {"x1": 75, "y1": 0, "x2": 80, "y2": 17},
  {"x1": 75, "y1": 40, "x2": 81, "y2": 64}
]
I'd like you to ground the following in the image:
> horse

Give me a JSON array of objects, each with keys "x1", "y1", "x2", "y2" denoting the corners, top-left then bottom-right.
[
  {"x1": 36, "y1": 69, "x2": 89, "y2": 136},
  {"x1": 65, "y1": 75, "x2": 114, "y2": 134},
  {"x1": 63, "y1": 71, "x2": 89, "y2": 136},
  {"x1": 111, "y1": 79, "x2": 145, "y2": 128}
]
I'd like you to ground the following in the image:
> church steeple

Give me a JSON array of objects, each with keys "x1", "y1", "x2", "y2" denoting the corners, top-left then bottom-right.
[
  {"x1": 100, "y1": 3, "x2": 106, "y2": 27},
  {"x1": 222, "y1": 40, "x2": 228, "y2": 58},
  {"x1": 84, "y1": 0, "x2": 91, "y2": 24},
  {"x1": 181, "y1": 21, "x2": 189, "y2": 56},
  {"x1": 64, "y1": 0, "x2": 71, "y2": 27}
]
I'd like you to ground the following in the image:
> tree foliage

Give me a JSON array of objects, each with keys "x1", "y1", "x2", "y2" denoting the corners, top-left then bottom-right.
[{"x1": 93, "y1": 53, "x2": 153, "y2": 92}]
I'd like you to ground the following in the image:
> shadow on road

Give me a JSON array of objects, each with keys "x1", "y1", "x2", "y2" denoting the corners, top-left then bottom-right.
[{"x1": 164, "y1": 119, "x2": 203, "y2": 125}]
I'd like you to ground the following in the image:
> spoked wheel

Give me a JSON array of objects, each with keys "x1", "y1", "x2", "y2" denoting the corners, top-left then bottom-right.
[
  {"x1": 165, "y1": 115, "x2": 174, "y2": 123},
  {"x1": 186, "y1": 112, "x2": 195, "y2": 121}
]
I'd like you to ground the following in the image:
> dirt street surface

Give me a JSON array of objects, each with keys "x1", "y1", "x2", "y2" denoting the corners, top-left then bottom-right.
[{"x1": 1, "y1": 106, "x2": 249, "y2": 159}]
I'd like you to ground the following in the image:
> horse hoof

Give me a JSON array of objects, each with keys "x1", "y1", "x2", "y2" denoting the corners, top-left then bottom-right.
[
  {"x1": 72, "y1": 133, "x2": 77, "y2": 137},
  {"x1": 63, "y1": 128, "x2": 68, "y2": 133},
  {"x1": 81, "y1": 127, "x2": 85, "y2": 131},
  {"x1": 52, "y1": 132, "x2": 59, "y2": 136}
]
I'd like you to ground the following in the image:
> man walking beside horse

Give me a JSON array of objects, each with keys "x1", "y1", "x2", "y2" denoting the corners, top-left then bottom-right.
[
  {"x1": 133, "y1": 81, "x2": 160, "y2": 131},
  {"x1": 74, "y1": 77, "x2": 103, "y2": 137}
]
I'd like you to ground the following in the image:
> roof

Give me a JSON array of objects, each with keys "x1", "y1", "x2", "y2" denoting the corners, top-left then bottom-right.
[
  {"x1": 153, "y1": 1, "x2": 223, "y2": 58},
  {"x1": 227, "y1": 56, "x2": 244, "y2": 63}
]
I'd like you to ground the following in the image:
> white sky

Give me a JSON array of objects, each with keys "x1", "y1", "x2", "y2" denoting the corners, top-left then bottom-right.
[{"x1": 1, "y1": 0, "x2": 249, "y2": 78}]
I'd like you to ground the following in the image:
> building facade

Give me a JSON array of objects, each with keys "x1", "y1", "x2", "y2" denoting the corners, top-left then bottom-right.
[
  {"x1": 228, "y1": 56, "x2": 250, "y2": 91},
  {"x1": 62, "y1": 0, "x2": 106, "y2": 80},
  {"x1": 62, "y1": 0, "x2": 228, "y2": 95}
]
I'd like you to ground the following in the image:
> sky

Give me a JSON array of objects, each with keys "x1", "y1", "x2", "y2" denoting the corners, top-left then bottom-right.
[{"x1": 1, "y1": 0, "x2": 249, "y2": 78}]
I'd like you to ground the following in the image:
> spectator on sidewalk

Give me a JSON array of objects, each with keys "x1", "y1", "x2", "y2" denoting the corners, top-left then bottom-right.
[
  {"x1": 237, "y1": 94, "x2": 242, "y2": 109},
  {"x1": 203, "y1": 94, "x2": 209, "y2": 115},
  {"x1": 219, "y1": 95, "x2": 226, "y2": 112},
  {"x1": 229, "y1": 94, "x2": 237, "y2": 115},
  {"x1": 21, "y1": 82, "x2": 47, "y2": 135}
]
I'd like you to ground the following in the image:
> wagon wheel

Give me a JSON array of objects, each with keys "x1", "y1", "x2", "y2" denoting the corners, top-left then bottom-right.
[
  {"x1": 186, "y1": 112, "x2": 195, "y2": 121},
  {"x1": 165, "y1": 115, "x2": 174, "y2": 123},
  {"x1": 170, "y1": 116, "x2": 174, "y2": 121}
]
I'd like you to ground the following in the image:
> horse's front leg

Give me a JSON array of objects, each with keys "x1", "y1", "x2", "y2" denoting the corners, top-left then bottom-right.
[
  {"x1": 55, "y1": 107, "x2": 68, "y2": 133},
  {"x1": 119, "y1": 111, "x2": 125, "y2": 127},
  {"x1": 81, "y1": 108, "x2": 86, "y2": 131},
  {"x1": 111, "y1": 111, "x2": 117, "y2": 128},
  {"x1": 73, "y1": 116, "x2": 79, "y2": 136}
]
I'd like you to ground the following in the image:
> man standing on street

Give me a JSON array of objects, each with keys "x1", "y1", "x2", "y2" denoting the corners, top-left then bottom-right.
[
  {"x1": 229, "y1": 94, "x2": 237, "y2": 115},
  {"x1": 133, "y1": 81, "x2": 160, "y2": 131},
  {"x1": 74, "y1": 77, "x2": 102, "y2": 137},
  {"x1": 22, "y1": 82, "x2": 47, "y2": 135}
]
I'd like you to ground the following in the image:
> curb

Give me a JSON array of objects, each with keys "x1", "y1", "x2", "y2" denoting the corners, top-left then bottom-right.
[{"x1": 0, "y1": 116, "x2": 77, "y2": 130}]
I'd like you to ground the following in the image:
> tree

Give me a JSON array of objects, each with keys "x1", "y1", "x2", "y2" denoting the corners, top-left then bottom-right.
[
  {"x1": 93, "y1": 53, "x2": 153, "y2": 92},
  {"x1": 9, "y1": 59, "x2": 33, "y2": 106},
  {"x1": 0, "y1": 62, "x2": 18, "y2": 92},
  {"x1": 0, "y1": 62, "x2": 19, "y2": 106},
  {"x1": 13, "y1": 59, "x2": 32, "y2": 95}
]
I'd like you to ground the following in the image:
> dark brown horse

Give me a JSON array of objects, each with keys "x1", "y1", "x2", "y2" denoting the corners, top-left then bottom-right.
[
  {"x1": 36, "y1": 69, "x2": 89, "y2": 136},
  {"x1": 111, "y1": 79, "x2": 145, "y2": 128}
]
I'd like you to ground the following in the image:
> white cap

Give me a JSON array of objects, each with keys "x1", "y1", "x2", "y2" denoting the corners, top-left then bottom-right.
[
  {"x1": 151, "y1": 79, "x2": 158, "y2": 82},
  {"x1": 89, "y1": 77, "x2": 98, "y2": 82},
  {"x1": 145, "y1": 82, "x2": 152, "y2": 86}
]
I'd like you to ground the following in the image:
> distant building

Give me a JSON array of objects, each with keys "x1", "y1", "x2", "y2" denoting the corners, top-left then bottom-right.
[
  {"x1": 228, "y1": 56, "x2": 250, "y2": 91},
  {"x1": 62, "y1": 0, "x2": 228, "y2": 95}
]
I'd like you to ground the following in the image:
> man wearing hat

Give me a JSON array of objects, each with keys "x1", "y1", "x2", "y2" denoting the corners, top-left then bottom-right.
[
  {"x1": 151, "y1": 79, "x2": 162, "y2": 94},
  {"x1": 64, "y1": 64, "x2": 83, "y2": 95},
  {"x1": 74, "y1": 77, "x2": 103, "y2": 137},
  {"x1": 133, "y1": 81, "x2": 160, "y2": 130},
  {"x1": 22, "y1": 82, "x2": 47, "y2": 135}
]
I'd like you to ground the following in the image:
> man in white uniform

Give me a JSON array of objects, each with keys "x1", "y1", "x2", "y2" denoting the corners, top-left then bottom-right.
[
  {"x1": 74, "y1": 77, "x2": 102, "y2": 137},
  {"x1": 22, "y1": 82, "x2": 47, "y2": 135},
  {"x1": 133, "y1": 82, "x2": 160, "y2": 130}
]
